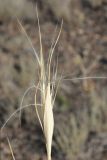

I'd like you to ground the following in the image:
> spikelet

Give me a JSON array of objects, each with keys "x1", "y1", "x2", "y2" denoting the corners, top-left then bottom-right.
[
  {"x1": 1, "y1": 6, "x2": 62, "y2": 160},
  {"x1": 43, "y1": 83, "x2": 54, "y2": 160},
  {"x1": 34, "y1": 6, "x2": 63, "y2": 160}
]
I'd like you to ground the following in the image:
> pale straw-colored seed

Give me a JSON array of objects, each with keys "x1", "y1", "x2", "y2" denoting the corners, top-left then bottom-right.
[{"x1": 43, "y1": 83, "x2": 54, "y2": 160}]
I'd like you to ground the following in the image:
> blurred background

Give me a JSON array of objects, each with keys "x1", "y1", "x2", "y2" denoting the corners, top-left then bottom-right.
[{"x1": 1, "y1": 0, "x2": 107, "y2": 160}]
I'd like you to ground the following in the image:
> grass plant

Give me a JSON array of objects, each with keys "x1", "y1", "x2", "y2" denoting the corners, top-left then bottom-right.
[
  {"x1": 1, "y1": 6, "x2": 63, "y2": 160},
  {"x1": 1, "y1": 6, "x2": 107, "y2": 160}
]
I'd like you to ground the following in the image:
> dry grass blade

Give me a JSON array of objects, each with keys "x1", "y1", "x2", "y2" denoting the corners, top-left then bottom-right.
[
  {"x1": 63, "y1": 76, "x2": 107, "y2": 81},
  {"x1": 7, "y1": 137, "x2": 16, "y2": 160},
  {"x1": 35, "y1": 82, "x2": 44, "y2": 131},
  {"x1": 17, "y1": 19, "x2": 40, "y2": 66},
  {"x1": 19, "y1": 85, "x2": 36, "y2": 126},
  {"x1": 48, "y1": 20, "x2": 63, "y2": 82},
  {"x1": 1, "y1": 104, "x2": 41, "y2": 132},
  {"x1": 19, "y1": 85, "x2": 42, "y2": 125}
]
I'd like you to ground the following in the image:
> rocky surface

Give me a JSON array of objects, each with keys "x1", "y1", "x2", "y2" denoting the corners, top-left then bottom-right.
[
  {"x1": 0, "y1": 0, "x2": 35, "y2": 20},
  {"x1": 84, "y1": 0, "x2": 107, "y2": 7},
  {"x1": 78, "y1": 132, "x2": 107, "y2": 160}
]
